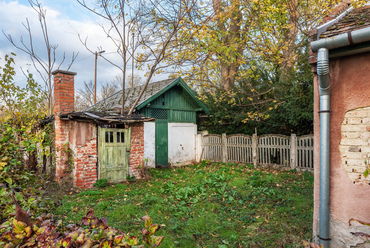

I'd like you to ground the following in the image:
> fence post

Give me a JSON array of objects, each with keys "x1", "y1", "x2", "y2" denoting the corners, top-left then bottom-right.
[
  {"x1": 252, "y1": 134, "x2": 258, "y2": 167},
  {"x1": 290, "y1": 134, "x2": 297, "y2": 170},
  {"x1": 222, "y1": 133, "x2": 227, "y2": 163}
]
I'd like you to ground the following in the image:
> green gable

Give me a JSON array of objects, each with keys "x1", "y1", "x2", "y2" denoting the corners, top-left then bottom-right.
[{"x1": 137, "y1": 78, "x2": 209, "y2": 123}]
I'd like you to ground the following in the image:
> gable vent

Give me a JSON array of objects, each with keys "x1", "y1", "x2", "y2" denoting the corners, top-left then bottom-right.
[{"x1": 151, "y1": 108, "x2": 168, "y2": 120}]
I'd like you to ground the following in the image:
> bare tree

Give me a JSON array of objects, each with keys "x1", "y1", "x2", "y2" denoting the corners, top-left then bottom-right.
[
  {"x1": 75, "y1": 81, "x2": 95, "y2": 111},
  {"x1": 75, "y1": 79, "x2": 124, "y2": 111},
  {"x1": 118, "y1": 74, "x2": 143, "y2": 88},
  {"x1": 127, "y1": 0, "x2": 198, "y2": 114},
  {"x1": 2, "y1": 0, "x2": 78, "y2": 115},
  {"x1": 78, "y1": 0, "x2": 197, "y2": 115},
  {"x1": 77, "y1": 0, "x2": 141, "y2": 114},
  {"x1": 100, "y1": 79, "x2": 123, "y2": 99}
]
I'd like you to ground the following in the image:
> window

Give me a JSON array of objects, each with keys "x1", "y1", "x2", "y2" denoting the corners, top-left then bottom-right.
[
  {"x1": 105, "y1": 131, "x2": 114, "y2": 143},
  {"x1": 117, "y1": 132, "x2": 125, "y2": 143}
]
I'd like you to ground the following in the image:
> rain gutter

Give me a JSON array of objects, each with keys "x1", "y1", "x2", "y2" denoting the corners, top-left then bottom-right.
[{"x1": 310, "y1": 10, "x2": 370, "y2": 248}]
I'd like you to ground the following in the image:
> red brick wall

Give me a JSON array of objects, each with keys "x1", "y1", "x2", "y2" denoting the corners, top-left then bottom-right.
[
  {"x1": 53, "y1": 70, "x2": 98, "y2": 188},
  {"x1": 54, "y1": 117, "x2": 71, "y2": 181},
  {"x1": 129, "y1": 122, "x2": 144, "y2": 178},
  {"x1": 73, "y1": 124, "x2": 98, "y2": 188},
  {"x1": 53, "y1": 70, "x2": 76, "y2": 182},
  {"x1": 53, "y1": 70, "x2": 76, "y2": 115}
]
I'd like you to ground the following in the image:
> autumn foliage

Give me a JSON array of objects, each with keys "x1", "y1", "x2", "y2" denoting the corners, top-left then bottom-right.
[{"x1": 0, "y1": 210, "x2": 164, "y2": 248}]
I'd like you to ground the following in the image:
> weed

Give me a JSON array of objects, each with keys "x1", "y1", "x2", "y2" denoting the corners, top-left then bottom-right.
[
  {"x1": 126, "y1": 175, "x2": 136, "y2": 182},
  {"x1": 79, "y1": 190, "x2": 102, "y2": 196},
  {"x1": 93, "y1": 179, "x2": 108, "y2": 188},
  {"x1": 160, "y1": 181, "x2": 176, "y2": 194}
]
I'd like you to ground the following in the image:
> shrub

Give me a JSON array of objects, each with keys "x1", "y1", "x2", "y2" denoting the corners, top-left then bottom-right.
[
  {"x1": 0, "y1": 168, "x2": 55, "y2": 224},
  {"x1": 0, "y1": 210, "x2": 164, "y2": 247}
]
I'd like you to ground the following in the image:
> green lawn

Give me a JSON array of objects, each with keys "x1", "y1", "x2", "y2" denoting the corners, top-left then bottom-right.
[{"x1": 54, "y1": 161, "x2": 314, "y2": 248}]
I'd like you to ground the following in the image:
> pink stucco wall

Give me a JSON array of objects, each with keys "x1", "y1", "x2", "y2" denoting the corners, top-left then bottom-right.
[{"x1": 313, "y1": 52, "x2": 370, "y2": 246}]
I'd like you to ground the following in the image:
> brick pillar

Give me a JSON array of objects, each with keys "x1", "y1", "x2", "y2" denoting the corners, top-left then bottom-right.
[
  {"x1": 53, "y1": 70, "x2": 76, "y2": 115},
  {"x1": 53, "y1": 70, "x2": 77, "y2": 182},
  {"x1": 129, "y1": 122, "x2": 144, "y2": 178}
]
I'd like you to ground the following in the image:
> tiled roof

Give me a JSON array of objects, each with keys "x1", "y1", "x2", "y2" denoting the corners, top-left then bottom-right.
[
  {"x1": 319, "y1": 5, "x2": 370, "y2": 39},
  {"x1": 85, "y1": 78, "x2": 175, "y2": 113}
]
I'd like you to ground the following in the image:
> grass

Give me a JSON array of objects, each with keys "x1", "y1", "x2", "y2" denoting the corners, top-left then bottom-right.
[{"x1": 53, "y1": 161, "x2": 314, "y2": 248}]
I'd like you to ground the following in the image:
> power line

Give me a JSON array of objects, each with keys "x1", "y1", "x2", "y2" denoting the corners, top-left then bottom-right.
[
  {"x1": 74, "y1": 54, "x2": 95, "y2": 63},
  {"x1": 73, "y1": 52, "x2": 117, "y2": 64},
  {"x1": 102, "y1": 52, "x2": 117, "y2": 55}
]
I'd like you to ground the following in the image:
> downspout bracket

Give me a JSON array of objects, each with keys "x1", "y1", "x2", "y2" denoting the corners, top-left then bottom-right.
[
  {"x1": 318, "y1": 110, "x2": 332, "y2": 113},
  {"x1": 318, "y1": 236, "x2": 332, "y2": 241}
]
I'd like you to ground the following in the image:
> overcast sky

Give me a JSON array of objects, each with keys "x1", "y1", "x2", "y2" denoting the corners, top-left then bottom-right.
[{"x1": 0, "y1": 0, "x2": 168, "y2": 91}]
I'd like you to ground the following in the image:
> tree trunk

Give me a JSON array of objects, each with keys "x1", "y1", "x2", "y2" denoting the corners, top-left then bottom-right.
[
  {"x1": 28, "y1": 150, "x2": 37, "y2": 172},
  {"x1": 213, "y1": 0, "x2": 243, "y2": 91},
  {"x1": 280, "y1": 0, "x2": 299, "y2": 83}
]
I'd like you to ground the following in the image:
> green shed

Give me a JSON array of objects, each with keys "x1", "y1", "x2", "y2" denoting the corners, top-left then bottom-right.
[{"x1": 86, "y1": 77, "x2": 209, "y2": 167}]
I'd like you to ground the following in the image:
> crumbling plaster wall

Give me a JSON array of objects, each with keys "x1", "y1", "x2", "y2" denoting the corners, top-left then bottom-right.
[
  {"x1": 340, "y1": 106, "x2": 370, "y2": 185},
  {"x1": 69, "y1": 122, "x2": 98, "y2": 189},
  {"x1": 55, "y1": 119, "x2": 98, "y2": 189},
  {"x1": 313, "y1": 52, "x2": 370, "y2": 247}
]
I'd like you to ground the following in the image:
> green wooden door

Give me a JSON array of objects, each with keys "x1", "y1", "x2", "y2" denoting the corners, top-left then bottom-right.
[
  {"x1": 98, "y1": 127, "x2": 131, "y2": 182},
  {"x1": 155, "y1": 121, "x2": 168, "y2": 166}
]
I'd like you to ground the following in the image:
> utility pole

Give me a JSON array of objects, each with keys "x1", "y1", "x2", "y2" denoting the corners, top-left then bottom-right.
[
  {"x1": 131, "y1": 31, "x2": 134, "y2": 88},
  {"x1": 94, "y1": 50, "x2": 105, "y2": 104}
]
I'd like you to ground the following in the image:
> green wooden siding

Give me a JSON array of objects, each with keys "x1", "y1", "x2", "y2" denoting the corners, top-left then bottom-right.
[
  {"x1": 140, "y1": 85, "x2": 198, "y2": 123},
  {"x1": 172, "y1": 109, "x2": 196, "y2": 122},
  {"x1": 98, "y1": 127, "x2": 130, "y2": 182}
]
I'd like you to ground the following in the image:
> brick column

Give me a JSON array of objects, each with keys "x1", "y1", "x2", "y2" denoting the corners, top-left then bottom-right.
[
  {"x1": 53, "y1": 70, "x2": 77, "y2": 182},
  {"x1": 129, "y1": 122, "x2": 144, "y2": 178}
]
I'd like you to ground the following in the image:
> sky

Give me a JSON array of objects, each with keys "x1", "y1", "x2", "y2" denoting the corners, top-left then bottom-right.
[{"x1": 0, "y1": 0, "x2": 167, "y2": 92}]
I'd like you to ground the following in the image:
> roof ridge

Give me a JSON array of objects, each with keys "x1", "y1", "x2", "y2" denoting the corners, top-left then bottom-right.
[{"x1": 316, "y1": 2, "x2": 353, "y2": 40}]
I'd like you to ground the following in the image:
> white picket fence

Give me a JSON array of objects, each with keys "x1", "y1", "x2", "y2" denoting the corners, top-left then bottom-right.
[{"x1": 199, "y1": 133, "x2": 314, "y2": 171}]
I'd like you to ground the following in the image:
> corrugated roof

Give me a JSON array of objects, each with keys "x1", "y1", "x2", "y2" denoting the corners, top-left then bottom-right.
[
  {"x1": 320, "y1": 5, "x2": 370, "y2": 39},
  {"x1": 85, "y1": 78, "x2": 175, "y2": 113}
]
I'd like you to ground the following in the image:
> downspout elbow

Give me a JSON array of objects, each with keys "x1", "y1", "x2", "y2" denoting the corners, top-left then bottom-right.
[{"x1": 317, "y1": 48, "x2": 330, "y2": 96}]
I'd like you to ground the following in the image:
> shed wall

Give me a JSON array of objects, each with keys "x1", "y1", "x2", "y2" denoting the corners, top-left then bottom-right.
[
  {"x1": 168, "y1": 123, "x2": 197, "y2": 165},
  {"x1": 144, "y1": 122, "x2": 156, "y2": 168}
]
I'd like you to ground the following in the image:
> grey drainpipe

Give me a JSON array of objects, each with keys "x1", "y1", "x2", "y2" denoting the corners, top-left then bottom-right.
[
  {"x1": 317, "y1": 48, "x2": 331, "y2": 248},
  {"x1": 311, "y1": 16, "x2": 370, "y2": 248}
]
